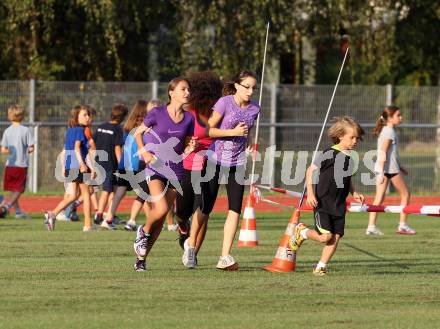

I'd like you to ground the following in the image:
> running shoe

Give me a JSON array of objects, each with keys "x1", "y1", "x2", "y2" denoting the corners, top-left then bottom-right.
[
  {"x1": 64, "y1": 202, "x2": 76, "y2": 220},
  {"x1": 44, "y1": 211, "x2": 56, "y2": 231},
  {"x1": 94, "y1": 213, "x2": 103, "y2": 225},
  {"x1": 396, "y1": 224, "x2": 416, "y2": 235},
  {"x1": 312, "y1": 266, "x2": 327, "y2": 276},
  {"x1": 216, "y1": 255, "x2": 239, "y2": 271},
  {"x1": 15, "y1": 212, "x2": 29, "y2": 219},
  {"x1": 366, "y1": 226, "x2": 384, "y2": 236},
  {"x1": 288, "y1": 222, "x2": 307, "y2": 251},
  {"x1": 177, "y1": 223, "x2": 189, "y2": 250},
  {"x1": 0, "y1": 206, "x2": 9, "y2": 218},
  {"x1": 134, "y1": 258, "x2": 147, "y2": 272},
  {"x1": 56, "y1": 211, "x2": 69, "y2": 221},
  {"x1": 101, "y1": 220, "x2": 117, "y2": 230},
  {"x1": 124, "y1": 220, "x2": 137, "y2": 231},
  {"x1": 134, "y1": 225, "x2": 149, "y2": 258},
  {"x1": 182, "y1": 239, "x2": 197, "y2": 269}
]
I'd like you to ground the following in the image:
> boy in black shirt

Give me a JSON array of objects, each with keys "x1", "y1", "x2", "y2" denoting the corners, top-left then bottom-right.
[
  {"x1": 94, "y1": 104, "x2": 128, "y2": 229},
  {"x1": 289, "y1": 116, "x2": 365, "y2": 275}
]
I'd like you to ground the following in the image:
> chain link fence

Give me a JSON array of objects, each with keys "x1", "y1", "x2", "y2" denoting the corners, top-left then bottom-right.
[{"x1": 0, "y1": 80, "x2": 439, "y2": 194}]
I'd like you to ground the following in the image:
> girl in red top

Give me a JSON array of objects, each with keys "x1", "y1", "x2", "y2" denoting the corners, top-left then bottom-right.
[{"x1": 176, "y1": 71, "x2": 223, "y2": 269}]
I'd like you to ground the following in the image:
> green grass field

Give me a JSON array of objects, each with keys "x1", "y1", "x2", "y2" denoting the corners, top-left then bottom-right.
[{"x1": 1, "y1": 212, "x2": 440, "y2": 329}]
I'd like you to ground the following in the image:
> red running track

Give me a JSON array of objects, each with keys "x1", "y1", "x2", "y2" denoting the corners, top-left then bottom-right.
[{"x1": 13, "y1": 195, "x2": 440, "y2": 214}]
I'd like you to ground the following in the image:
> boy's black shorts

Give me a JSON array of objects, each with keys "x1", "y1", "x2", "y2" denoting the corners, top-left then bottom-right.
[
  {"x1": 101, "y1": 170, "x2": 117, "y2": 192},
  {"x1": 314, "y1": 210, "x2": 345, "y2": 237}
]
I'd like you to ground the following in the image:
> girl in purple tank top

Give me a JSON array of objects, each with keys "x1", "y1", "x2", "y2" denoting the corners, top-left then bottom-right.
[
  {"x1": 203, "y1": 70, "x2": 260, "y2": 270},
  {"x1": 132, "y1": 77, "x2": 196, "y2": 271}
]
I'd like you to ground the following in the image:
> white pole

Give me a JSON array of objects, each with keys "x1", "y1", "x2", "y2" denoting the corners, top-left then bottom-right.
[
  {"x1": 29, "y1": 79, "x2": 36, "y2": 192},
  {"x1": 250, "y1": 22, "x2": 270, "y2": 185},
  {"x1": 269, "y1": 82, "x2": 277, "y2": 186},
  {"x1": 152, "y1": 80, "x2": 158, "y2": 100},
  {"x1": 32, "y1": 125, "x2": 39, "y2": 193},
  {"x1": 298, "y1": 47, "x2": 350, "y2": 207},
  {"x1": 386, "y1": 84, "x2": 393, "y2": 106},
  {"x1": 29, "y1": 79, "x2": 35, "y2": 123}
]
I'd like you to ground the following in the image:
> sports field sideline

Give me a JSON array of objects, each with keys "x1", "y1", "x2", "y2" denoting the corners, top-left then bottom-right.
[{"x1": 1, "y1": 208, "x2": 439, "y2": 329}]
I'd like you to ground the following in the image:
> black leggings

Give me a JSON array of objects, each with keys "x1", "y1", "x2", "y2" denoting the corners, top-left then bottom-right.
[
  {"x1": 201, "y1": 164, "x2": 245, "y2": 215},
  {"x1": 175, "y1": 169, "x2": 203, "y2": 221}
]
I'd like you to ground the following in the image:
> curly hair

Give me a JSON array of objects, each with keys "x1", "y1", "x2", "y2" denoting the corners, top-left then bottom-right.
[{"x1": 187, "y1": 71, "x2": 223, "y2": 118}]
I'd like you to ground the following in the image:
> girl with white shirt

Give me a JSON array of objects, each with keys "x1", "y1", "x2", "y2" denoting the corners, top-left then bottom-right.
[{"x1": 366, "y1": 106, "x2": 416, "y2": 236}]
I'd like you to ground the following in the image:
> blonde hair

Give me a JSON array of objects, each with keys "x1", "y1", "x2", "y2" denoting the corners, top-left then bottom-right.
[
  {"x1": 124, "y1": 100, "x2": 149, "y2": 133},
  {"x1": 328, "y1": 116, "x2": 365, "y2": 144},
  {"x1": 147, "y1": 99, "x2": 161, "y2": 112},
  {"x1": 8, "y1": 105, "x2": 25, "y2": 122}
]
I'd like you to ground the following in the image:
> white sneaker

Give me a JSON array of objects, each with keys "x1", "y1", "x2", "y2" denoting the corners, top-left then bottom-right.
[
  {"x1": 366, "y1": 226, "x2": 384, "y2": 236},
  {"x1": 216, "y1": 255, "x2": 239, "y2": 271},
  {"x1": 182, "y1": 239, "x2": 197, "y2": 269},
  {"x1": 44, "y1": 211, "x2": 56, "y2": 231},
  {"x1": 101, "y1": 220, "x2": 117, "y2": 230},
  {"x1": 56, "y1": 211, "x2": 68, "y2": 221},
  {"x1": 396, "y1": 224, "x2": 416, "y2": 235},
  {"x1": 15, "y1": 212, "x2": 29, "y2": 219},
  {"x1": 124, "y1": 220, "x2": 137, "y2": 231}
]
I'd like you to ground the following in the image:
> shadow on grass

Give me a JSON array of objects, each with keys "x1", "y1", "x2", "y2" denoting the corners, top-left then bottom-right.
[{"x1": 343, "y1": 242, "x2": 410, "y2": 270}]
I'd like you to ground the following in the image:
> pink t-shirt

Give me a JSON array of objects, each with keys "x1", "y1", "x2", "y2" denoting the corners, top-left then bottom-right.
[{"x1": 183, "y1": 110, "x2": 212, "y2": 171}]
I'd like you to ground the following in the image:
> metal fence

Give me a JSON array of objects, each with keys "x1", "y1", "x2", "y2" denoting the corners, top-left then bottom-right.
[{"x1": 0, "y1": 80, "x2": 439, "y2": 194}]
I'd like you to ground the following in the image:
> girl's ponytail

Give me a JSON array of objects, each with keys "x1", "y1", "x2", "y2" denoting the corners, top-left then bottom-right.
[
  {"x1": 222, "y1": 82, "x2": 236, "y2": 96},
  {"x1": 372, "y1": 106, "x2": 400, "y2": 137}
]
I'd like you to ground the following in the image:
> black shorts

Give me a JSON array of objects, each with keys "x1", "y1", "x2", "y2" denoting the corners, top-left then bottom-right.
[
  {"x1": 175, "y1": 169, "x2": 203, "y2": 221},
  {"x1": 314, "y1": 210, "x2": 345, "y2": 237},
  {"x1": 135, "y1": 174, "x2": 178, "y2": 203},
  {"x1": 201, "y1": 163, "x2": 245, "y2": 215},
  {"x1": 384, "y1": 173, "x2": 398, "y2": 179},
  {"x1": 116, "y1": 169, "x2": 135, "y2": 191},
  {"x1": 101, "y1": 171, "x2": 117, "y2": 192},
  {"x1": 64, "y1": 168, "x2": 90, "y2": 184}
]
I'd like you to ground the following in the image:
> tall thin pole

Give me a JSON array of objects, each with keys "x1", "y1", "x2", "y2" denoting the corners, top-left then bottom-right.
[
  {"x1": 297, "y1": 47, "x2": 350, "y2": 207},
  {"x1": 250, "y1": 22, "x2": 270, "y2": 186}
]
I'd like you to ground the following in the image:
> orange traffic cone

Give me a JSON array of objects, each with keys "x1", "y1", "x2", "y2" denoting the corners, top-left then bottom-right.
[
  {"x1": 237, "y1": 188, "x2": 258, "y2": 247},
  {"x1": 263, "y1": 209, "x2": 301, "y2": 273}
]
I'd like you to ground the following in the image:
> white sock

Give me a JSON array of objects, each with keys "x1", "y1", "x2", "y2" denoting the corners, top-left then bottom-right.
[
  {"x1": 399, "y1": 222, "x2": 407, "y2": 228},
  {"x1": 300, "y1": 228, "x2": 309, "y2": 239},
  {"x1": 367, "y1": 225, "x2": 376, "y2": 230},
  {"x1": 127, "y1": 219, "x2": 136, "y2": 225},
  {"x1": 317, "y1": 261, "x2": 326, "y2": 268}
]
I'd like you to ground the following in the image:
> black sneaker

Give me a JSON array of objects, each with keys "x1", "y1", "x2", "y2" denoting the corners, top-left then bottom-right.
[
  {"x1": 94, "y1": 213, "x2": 103, "y2": 225},
  {"x1": 178, "y1": 226, "x2": 189, "y2": 250},
  {"x1": 134, "y1": 258, "x2": 147, "y2": 272}
]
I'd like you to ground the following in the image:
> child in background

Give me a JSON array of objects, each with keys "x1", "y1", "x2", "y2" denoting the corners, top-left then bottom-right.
[
  {"x1": 59, "y1": 105, "x2": 98, "y2": 221},
  {"x1": 93, "y1": 104, "x2": 128, "y2": 229},
  {"x1": 366, "y1": 106, "x2": 415, "y2": 235},
  {"x1": 104, "y1": 100, "x2": 149, "y2": 227},
  {"x1": 45, "y1": 105, "x2": 94, "y2": 231},
  {"x1": 289, "y1": 117, "x2": 365, "y2": 276},
  {"x1": 0, "y1": 105, "x2": 34, "y2": 218}
]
